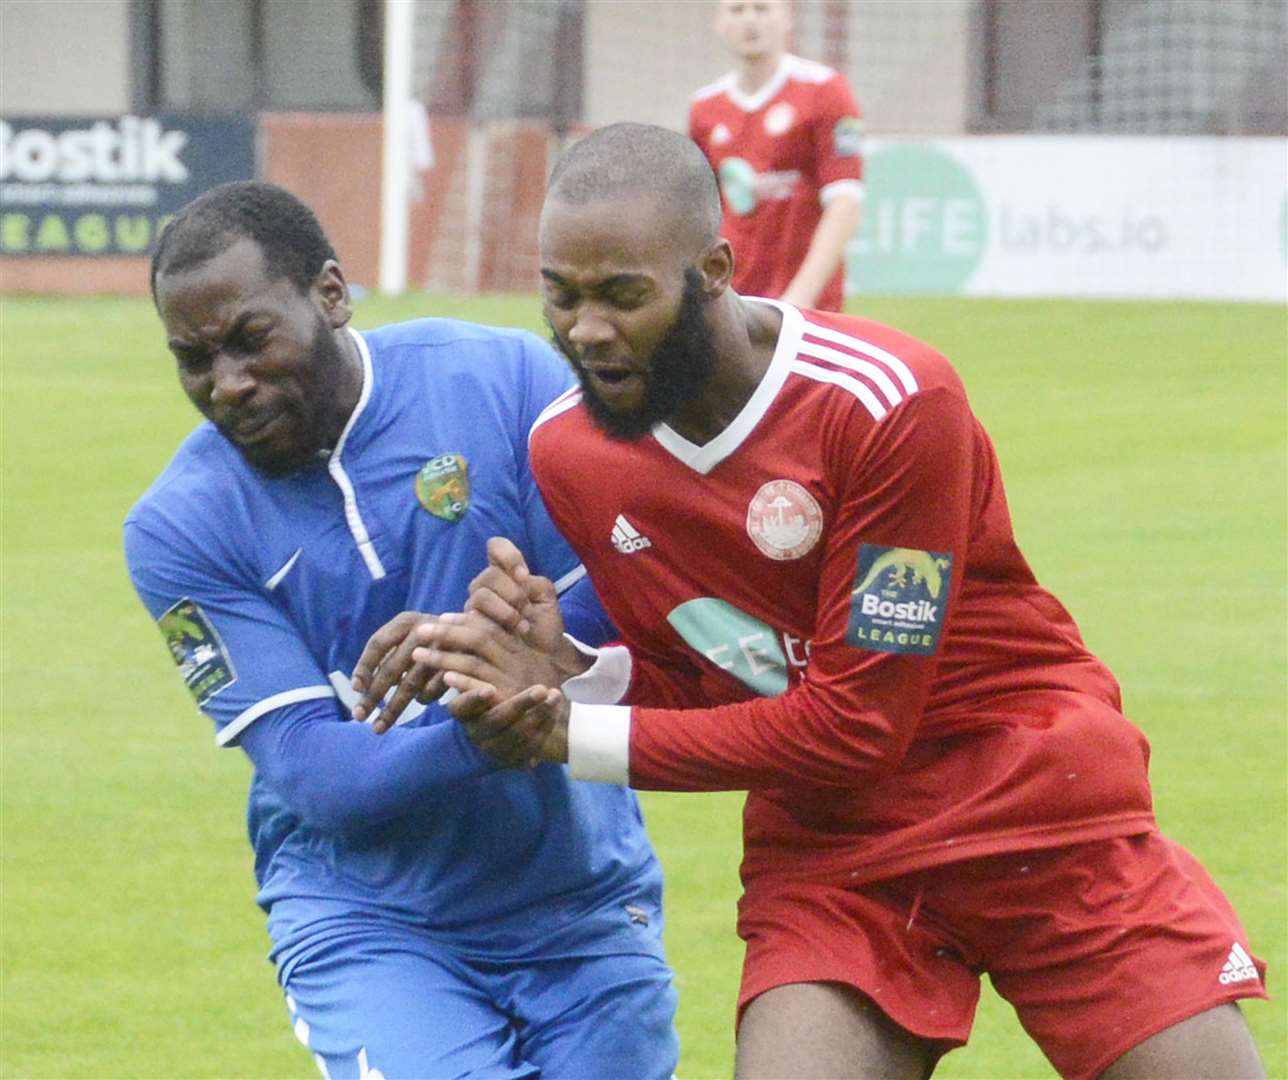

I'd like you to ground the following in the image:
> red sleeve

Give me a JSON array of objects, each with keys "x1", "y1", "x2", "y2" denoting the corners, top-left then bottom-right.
[
  {"x1": 626, "y1": 644, "x2": 752, "y2": 712},
  {"x1": 812, "y1": 73, "x2": 863, "y2": 191},
  {"x1": 627, "y1": 386, "x2": 974, "y2": 791}
]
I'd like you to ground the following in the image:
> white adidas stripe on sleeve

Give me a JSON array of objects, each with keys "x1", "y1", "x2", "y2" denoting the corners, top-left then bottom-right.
[
  {"x1": 797, "y1": 340, "x2": 906, "y2": 410},
  {"x1": 801, "y1": 322, "x2": 919, "y2": 396},
  {"x1": 788, "y1": 359, "x2": 888, "y2": 422}
]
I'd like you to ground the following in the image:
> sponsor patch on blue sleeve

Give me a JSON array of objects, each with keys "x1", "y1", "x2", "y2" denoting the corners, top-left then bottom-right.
[
  {"x1": 158, "y1": 598, "x2": 237, "y2": 705},
  {"x1": 833, "y1": 116, "x2": 864, "y2": 158},
  {"x1": 845, "y1": 545, "x2": 952, "y2": 655}
]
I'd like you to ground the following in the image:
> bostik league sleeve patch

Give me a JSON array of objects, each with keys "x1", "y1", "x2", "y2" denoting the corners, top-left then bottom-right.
[
  {"x1": 833, "y1": 116, "x2": 864, "y2": 158},
  {"x1": 845, "y1": 544, "x2": 953, "y2": 655},
  {"x1": 157, "y1": 598, "x2": 237, "y2": 705}
]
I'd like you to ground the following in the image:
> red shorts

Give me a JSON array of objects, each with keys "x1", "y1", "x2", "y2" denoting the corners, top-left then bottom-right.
[{"x1": 737, "y1": 832, "x2": 1268, "y2": 1080}]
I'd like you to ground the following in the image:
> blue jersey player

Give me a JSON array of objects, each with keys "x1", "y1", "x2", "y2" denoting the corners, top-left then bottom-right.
[{"x1": 123, "y1": 181, "x2": 678, "y2": 1079}]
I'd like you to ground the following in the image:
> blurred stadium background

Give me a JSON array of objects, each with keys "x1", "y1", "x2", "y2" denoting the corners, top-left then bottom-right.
[{"x1": 1, "y1": 1, "x2": 1285, "y2": 1078}]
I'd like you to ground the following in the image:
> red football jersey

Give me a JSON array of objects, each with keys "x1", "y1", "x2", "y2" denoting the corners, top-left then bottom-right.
[
  {"x1": 530, "y1": 301, "x2": 1157, "y2": 887},
  {"x1": 689, "y1": 55, "x2": 864, "y2": 311}
]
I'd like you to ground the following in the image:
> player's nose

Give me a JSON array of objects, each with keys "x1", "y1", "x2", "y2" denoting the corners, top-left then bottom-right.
[
  {"x1": 567, "y1": 309, "x2": 615, "y2": 349},
  {"x1": 209, "y1": 352, "x2": 257, "y2": 408}
]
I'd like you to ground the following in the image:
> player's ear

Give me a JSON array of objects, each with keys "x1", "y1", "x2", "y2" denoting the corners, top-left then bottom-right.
[
  {"x1": 314, "y1": 259, "x2": 352, "y2": 328},
  {"x1": 697, "y1": 239, "x2": 735, "y2": 297}
]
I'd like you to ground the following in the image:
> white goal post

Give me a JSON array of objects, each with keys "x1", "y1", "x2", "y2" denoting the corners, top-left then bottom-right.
[{"x1": 379, "y1": 0, "x2": 415, "y2": 295}]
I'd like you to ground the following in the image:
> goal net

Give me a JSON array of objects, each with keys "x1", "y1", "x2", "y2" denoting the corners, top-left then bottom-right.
[
  {"x1": 385, "y1": 0, "x2": 979, "y2": 295},
  {"x1": 382, "y1": 0, "x2": 1285, "y2": 295}
]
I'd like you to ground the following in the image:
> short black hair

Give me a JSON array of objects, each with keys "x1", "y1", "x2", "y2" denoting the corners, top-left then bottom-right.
[
  {"x1": 150, "y1": 181, "x2": 336, "y2": 299},
  {"x1": 546, "y1": 123, "x2": 722, "y2": 250}
]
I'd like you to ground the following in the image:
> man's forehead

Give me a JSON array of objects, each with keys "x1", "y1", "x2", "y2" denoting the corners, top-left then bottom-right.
[
  {"x1": 539, "y1": 193, "x2": 686, "y2": 271},
  {"x1": 156, "y1": 239, "x2": 289, "y2": 333},
  {"x1": 157, "y1": 235, "x2": 265, "y2": 291},
  {"x1": 540, "y1": 189, "x2": 666, "y2": 230}
]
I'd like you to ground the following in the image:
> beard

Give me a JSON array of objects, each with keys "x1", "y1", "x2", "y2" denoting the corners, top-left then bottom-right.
[
  {"x1": 226, "y1": 315, "x2": 350, "y2": 477},
  {"x1": 550, "y1": 268, "x2": 719, "y2": 441}
]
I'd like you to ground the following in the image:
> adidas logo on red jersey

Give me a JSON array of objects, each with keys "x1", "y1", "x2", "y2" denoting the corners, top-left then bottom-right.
[
  {"x1": 1218, "y1": 942, "x2": 1258, "y2": 985},
  {"x1": 612, "y1": 515, "x2": 652, "y2": 554}
]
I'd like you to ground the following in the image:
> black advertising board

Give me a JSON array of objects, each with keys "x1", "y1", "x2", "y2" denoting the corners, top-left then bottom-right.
[{"x1": 0, "y1": 113, "x2": 256, "y2": 257}]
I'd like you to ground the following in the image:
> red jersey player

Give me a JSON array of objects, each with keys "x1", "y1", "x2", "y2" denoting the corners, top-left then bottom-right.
[
  {"x1": 372, "y1": 125, "x2": 1268, "y2": 1079},
  {"x1": 690, "y1": 0, "x2": 863, "y2": 312}
]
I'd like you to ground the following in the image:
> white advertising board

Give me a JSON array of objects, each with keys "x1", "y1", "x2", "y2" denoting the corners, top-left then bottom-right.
[{"x1": 848, "y1": 136, "x2": 1286, "y2": 302}]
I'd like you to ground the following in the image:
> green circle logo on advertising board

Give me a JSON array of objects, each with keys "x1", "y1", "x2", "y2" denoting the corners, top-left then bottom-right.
[{"x1": 850, "y1": 145, "x2": 988, "y2": 295}]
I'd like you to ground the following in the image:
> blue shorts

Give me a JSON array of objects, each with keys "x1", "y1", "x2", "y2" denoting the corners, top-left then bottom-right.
[{"x1": 279, "y1": 920, "x2": 678, "y2": 1079}]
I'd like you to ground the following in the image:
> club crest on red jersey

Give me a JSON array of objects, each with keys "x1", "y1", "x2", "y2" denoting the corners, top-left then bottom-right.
[
  {"x1": 846, "y1": 544, "x2": 953, "y2": 655},
  {"x1": 764, "y1": 102, "x2": 795, "y2": 136},
  {"x1": 746, "y1": 479, "x2": 823, "y2": 560}
]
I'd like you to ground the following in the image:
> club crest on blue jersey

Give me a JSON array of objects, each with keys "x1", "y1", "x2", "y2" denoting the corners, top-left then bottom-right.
[
  {"x1": 845, "y1": 544, "x2": 952, "y2": 655},
  {"x1": 157, "y1": 598, "x2": 236, "y2": 705},
  {"x1": 416, "y1": 453, "x2": 470, "y2": 523}
]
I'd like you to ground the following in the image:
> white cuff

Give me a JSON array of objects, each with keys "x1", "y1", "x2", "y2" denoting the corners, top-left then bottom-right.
[
  {"x1": 567, "y1": 703, "x2": 631, "y2": 784},
  {"x1": 820, "y1": 178, "x2": 864, "y2": 206},
  {"x1": 560, "y1": 636, "x2": 633, "y2": 705}
]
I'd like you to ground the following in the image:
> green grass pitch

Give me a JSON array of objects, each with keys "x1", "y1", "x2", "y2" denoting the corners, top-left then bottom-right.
[{"x1": 1, "y1": 292, "x2": 1283, "y2": 1079}]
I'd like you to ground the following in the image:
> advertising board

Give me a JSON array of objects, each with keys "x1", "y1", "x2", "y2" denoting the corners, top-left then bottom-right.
[
  {"x1": 850, "y1": 137, "x2": 1286, "y2": 302},
  {"x1": 0, "y1": 113, "x2": 256, "y2": 258}
]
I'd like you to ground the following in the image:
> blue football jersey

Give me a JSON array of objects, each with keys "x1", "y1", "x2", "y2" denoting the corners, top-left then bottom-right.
[{"x1": 125, "y1": 319, "x2": 662, "y2": 969}]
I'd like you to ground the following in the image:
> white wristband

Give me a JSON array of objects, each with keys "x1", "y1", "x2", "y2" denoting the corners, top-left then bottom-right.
[
  {"x1": 567, "y1": 703, "x2": 632, "y2": 784},
  {"x1": 820, "y1": 178, "x2": 864, "y2": 206}
]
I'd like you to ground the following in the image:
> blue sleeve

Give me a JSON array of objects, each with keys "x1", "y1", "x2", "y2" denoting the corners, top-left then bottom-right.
[
  {"x1": 124, "y1": 515, "x2": 492, "y2": 825},
  {"x1": 237, "y1": 700, "x2": 491, "y2": 832},
  {"x1": 558, "y1": 573, "x2": 618, "y2": 648},
  {"x1": 124, "y1": 516, "x2": 336, "y2": 745}
]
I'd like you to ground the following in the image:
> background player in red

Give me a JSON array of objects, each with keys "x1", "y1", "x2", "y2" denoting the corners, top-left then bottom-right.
[
  {"x1": 365, "y1": 124, "x2": 1268, "y2": 1079},
  {"x1": 690, "y1": 0, "x2": 863, "y2": 311}
]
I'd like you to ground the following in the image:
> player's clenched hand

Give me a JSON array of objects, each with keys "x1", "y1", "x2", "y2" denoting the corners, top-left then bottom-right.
[
  {"x1": 410, "y1": 608, "x2": 577, "y2": 702},
  {"x1": 351, "y1": 610, "x2": 446, "y2": 733},
  {"x1": 466, "y1": 537, "x2": 567, "y2": 655},
  {"x1": 448, "y1": 683, "x2": 570, "y2": 769}
]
